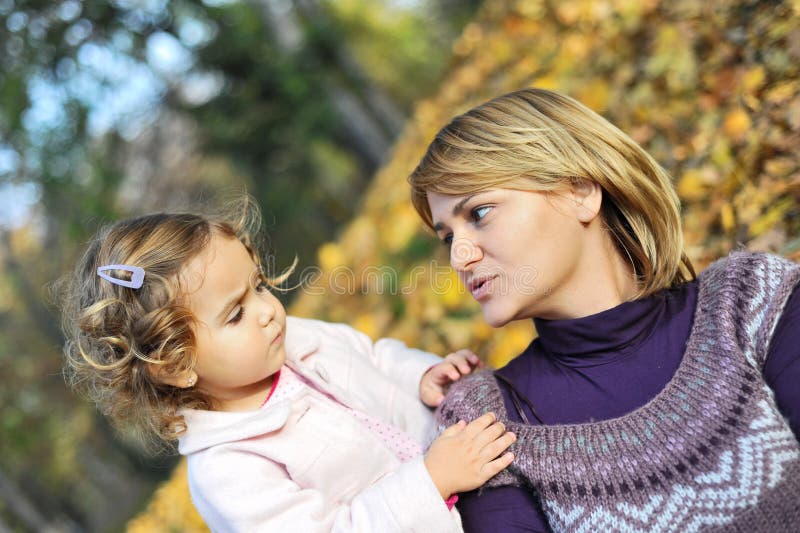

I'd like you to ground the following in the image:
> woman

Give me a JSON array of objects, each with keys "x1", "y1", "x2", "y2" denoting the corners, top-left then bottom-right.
[{"x1": 408, "y1": 88, "x2": 800, "y2": 532}]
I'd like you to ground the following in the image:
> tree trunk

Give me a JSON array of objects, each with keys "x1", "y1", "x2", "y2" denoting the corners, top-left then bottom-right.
[{"x1": 257, "y1": 0, "x2": 406, "y2": 170}]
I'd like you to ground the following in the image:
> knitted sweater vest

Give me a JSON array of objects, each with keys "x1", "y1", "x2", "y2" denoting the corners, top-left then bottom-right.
[{"x1": 437, "y1": 252, "x2": 800, "y2": 532}]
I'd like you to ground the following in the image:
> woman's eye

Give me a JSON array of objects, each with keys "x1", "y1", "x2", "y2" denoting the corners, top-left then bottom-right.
[
  {"x1": 471, "y1": 205, "x2": 492, "y2": 221},
  {"x1": 441, "y1": 233, "x2": 453, "y2": 247}
]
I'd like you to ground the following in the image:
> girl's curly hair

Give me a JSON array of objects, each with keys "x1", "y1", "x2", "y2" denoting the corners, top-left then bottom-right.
[{"x1": 59, "y1": 197, "x2": 291, "y2": 453}]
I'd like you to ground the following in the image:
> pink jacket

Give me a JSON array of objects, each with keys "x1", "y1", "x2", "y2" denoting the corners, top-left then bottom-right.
[{"x1": 179, "y1": 316, "x2": 463, "y2": 532}]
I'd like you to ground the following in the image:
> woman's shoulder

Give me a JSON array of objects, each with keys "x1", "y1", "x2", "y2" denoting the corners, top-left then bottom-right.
[
  {"x1": 696, "y1": 250, "x2": 800, "y2": 366},
  {"x1": 700, "y1": 250, "x2": 798, "y2": 284},
  {"x1": 436, "y1": 369, "x2": 504, "y2": 426},
  {"x1": 697, "y1": 250, "x2": 800, "y2": 304}
]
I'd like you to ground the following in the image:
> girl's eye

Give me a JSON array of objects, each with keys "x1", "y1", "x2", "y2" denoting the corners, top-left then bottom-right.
[
  {"x1": 471, "y1": 205, "x2": 492, "y2": 221},
  {"x1": 229, "y1": 307, "x2": 244, "y2": 324},
  {"x1": 441, "y1": 233, "x2": 453, "y2": 247}
]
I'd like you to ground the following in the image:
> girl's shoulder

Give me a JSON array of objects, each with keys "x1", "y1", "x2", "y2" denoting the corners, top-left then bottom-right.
[{"x1": 286, "y1": 316, "x2": 368, "y2": 347}]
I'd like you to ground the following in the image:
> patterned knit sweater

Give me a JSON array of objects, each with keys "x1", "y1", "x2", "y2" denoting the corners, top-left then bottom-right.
[{"x1": 436, "y1": 252, "x2": 800, "y2": 532}]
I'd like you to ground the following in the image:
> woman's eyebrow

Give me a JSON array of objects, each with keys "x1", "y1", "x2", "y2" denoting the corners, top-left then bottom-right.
[
  {"x1": 433, "y1": 194, "x2": 480, "y2": 232},
  {"x1": 452, "y1": 194, "x2": 478, "y2": 216}
]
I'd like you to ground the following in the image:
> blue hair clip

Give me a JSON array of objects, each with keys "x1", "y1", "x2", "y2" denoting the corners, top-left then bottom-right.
[{"x1": 97, "y1": 264, "x2": 145, "y2": 289}]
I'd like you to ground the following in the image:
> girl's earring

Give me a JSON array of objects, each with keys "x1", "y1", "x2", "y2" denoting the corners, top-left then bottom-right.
[{"x1": 186, "y1": 374, "x2": 197, "y2": 388}]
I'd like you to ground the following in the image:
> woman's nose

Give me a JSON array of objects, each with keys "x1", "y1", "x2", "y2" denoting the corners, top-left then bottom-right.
[{"x1": 450, "y1": 236, "x2": 482, "y2": 271}]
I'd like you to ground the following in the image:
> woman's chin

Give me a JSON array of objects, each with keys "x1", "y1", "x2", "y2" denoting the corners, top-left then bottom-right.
[{"x1": 481, "y1": 309, "x2": 514, "y2": 328}]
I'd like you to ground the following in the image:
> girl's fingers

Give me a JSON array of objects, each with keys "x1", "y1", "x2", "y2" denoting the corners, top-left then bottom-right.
[
  {"x1": 455, "y1": 356, "x2": 472, "y2": 374},
  {"x1": 445, "y1": 353, "x2": 471, "y2": 375},
  {"x1": 460, "y1": 350, "x2": 481, "y2": 366},
  {"x1": 434, "y1": 361, "x2": 459, "y2": 381},
  {"x1": 480, "y1": 431, "x2": 516, "y2": 460},
  {"x1": 473, "y1": 420, "x2": 507, "y2": 448},
  {"x1": 440, "y1": 419, "x2": 467, "y2": 437},
  {"x1": 463, "y1": 412, "x2": 497, "y2": 437},
  {"x1": 480, "y1": 451, "x2": 515, "y2": 479},
  {"x1": 448, "y1": 364, "x2": 461, "y2": 380}
]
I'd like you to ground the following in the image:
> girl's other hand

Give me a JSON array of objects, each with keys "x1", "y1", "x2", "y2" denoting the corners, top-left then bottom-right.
[
  {"x1": 424, "y1": 412, "x2": 515, "y2": 499},
  {"x1": 420, "y1": 349, "x2": 483, "y2": 407}
]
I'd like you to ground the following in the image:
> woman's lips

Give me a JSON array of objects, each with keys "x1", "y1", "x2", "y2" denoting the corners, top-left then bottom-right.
[{"x1": 469, "y1": 275, "x2": 496, "y2": 301}]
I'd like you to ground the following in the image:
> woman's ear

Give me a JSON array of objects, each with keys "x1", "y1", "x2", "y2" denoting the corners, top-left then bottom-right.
[
  {"x1": 148, "y1": 363, "x2": 197, "y2": 389},
  {"x1": 570, "y1": 179, "x2": 602, "y2": 224}
]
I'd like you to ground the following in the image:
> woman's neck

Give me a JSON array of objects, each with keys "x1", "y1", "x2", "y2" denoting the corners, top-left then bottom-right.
[{"x1": 544, "y1": 229, "x2": 640, "y2": 320}]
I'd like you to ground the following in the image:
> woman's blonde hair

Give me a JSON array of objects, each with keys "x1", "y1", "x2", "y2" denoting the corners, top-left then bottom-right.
[
  {"x1": 59, "y1": 197, "x2": 292, "y2": 452},
  {"x1": 409, "y1": 88, "x2": 694, "y2": 297}
]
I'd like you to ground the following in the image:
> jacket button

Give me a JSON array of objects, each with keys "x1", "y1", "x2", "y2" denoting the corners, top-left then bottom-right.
[{"x1": 315, "y1": 363, "x2": 330, "y2": 382}]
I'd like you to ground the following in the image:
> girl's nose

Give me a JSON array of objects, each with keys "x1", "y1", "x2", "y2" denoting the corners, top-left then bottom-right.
[
  {"x1": 258, "y1": 303, "x2": 275, "y2": 327},
  {"x1": 450, "y1": 237, "x2": 482, "y2": 272}
]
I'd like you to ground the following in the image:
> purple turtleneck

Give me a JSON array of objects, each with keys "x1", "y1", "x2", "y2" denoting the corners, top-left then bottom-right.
[{"x1": 456, "y1": 281, "x2": 800, "y2": 533}]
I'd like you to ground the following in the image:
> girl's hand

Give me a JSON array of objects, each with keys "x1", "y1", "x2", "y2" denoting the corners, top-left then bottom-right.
[
  {"x1": 420, "y1": 349, "x2": 483, "y2": 407},
  {"x1": 424, "y1": 412, "x2": 515, "y2": 499}
]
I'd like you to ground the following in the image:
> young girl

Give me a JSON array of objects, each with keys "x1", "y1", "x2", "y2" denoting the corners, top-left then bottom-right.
[{"x1": 60, "y1": 200, "x2": 516, "y2": 532}]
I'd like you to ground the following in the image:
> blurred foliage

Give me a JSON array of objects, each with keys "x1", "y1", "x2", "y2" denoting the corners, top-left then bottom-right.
[
  {"x1": 297, "y1": 0, "x2": 800, "y2": 361},
  {"x1": 0, "y1": 0, "x2": 477, "y2": 530},
  {"x1": 132, "y1": 0, "x2": 800, "y2": 529}
]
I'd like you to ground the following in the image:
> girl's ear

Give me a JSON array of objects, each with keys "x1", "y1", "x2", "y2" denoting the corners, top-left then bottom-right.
[
  {"x1": 570, "y1": 179, "x2": 602, "y2": 224},
  {"x1": 147, "y1": 363, "x2": 197, "y2": 389}
]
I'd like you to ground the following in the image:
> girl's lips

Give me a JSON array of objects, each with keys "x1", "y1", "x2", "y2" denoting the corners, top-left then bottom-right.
[{"x1": 271, "y1": 332, "x2": 283, "y2": 345}]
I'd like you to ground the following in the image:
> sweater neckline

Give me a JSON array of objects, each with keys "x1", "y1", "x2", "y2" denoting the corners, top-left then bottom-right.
[
  {"x1": 497, "y1": 278, "x2": 712, "y2": 434},
  {"x1": 531, "y1": 287, "x2": 674, "y2": 366}
]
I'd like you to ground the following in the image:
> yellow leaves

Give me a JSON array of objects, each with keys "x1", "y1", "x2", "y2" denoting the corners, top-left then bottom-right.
[
  {"x1": 720, "y1": 203, "x2": 736, "y2": 232},
  {"x1": 382, "y1": 204, "x2": 421, "y2": 253},
  {"x1": 677, "y1": 167, "x2": 722, "y2": 201},
  {"x1": 352, "y1": 313, "x2": 379, "y2": 339},
  {"x1": 574, "y1": 79, "x2": 611, "y2": 112},
  {"x1": 452, "y1": 23, "x2": 483, "y2": 56},
  {"x1": 352, "y1": 310, "x2": 394, "y2": 339},
  {"x1": 554, "y1": 0, "x2": 614, "y2": 25},
  {"x1": 127, "y1": 460, "x2": 208, "y2": 533},
  {"x1": 765, "y1": 80, "x2": 800, "y2": 105},
  {"x1": 733, "y1": 183, "x2": 771, "y2": 228},
  {"x1": 741, "y1": 65, "x2": 766, "y2": 109},
  {"x1": 485, "y1": 321, "x2": 535, "y2": 369},
  {"x1": 722, "y1": 108, "x2": 752, "y2": 141},
  {"x1": 742, "y1": 65, "x2": 766, "y2": 94},
  {"x1": 677, "y1": 169, "x2": 707, "y2": 201},
  {"x1": 645, "y1": 24, "x2": 697, "y2": 92},
  {"x1": 340, "y1": 216, "x2": 378, "y2": 266},
  {"x1": 709, "y1": 138, "x2": 735, "y2": 170},
  {"x1": 787, "y1": 95, "x2": 800, "y2": 131},
  {"x1": 317, "y1": 242, "x2": 346, "y2": 273},
  {"x1": 749, "y1": 199, "x2": 794, "y2": 238},
  {"x1": 614, "y1": 0, "x2": 658, "y2": 27},
  {"x1": 764, "y1": 157, "x2": 797, "y2": 178},
  {"x1": 514, "y1": 0, "x2": 546, "y2": 20},
  {"x1": 531, "y1": 74, "x2": 559, "y2": 90},
  {"x1": 562, "y1": 34, "x2": 592, "y2": 61},
  {"x1": 439, "y1": 318, "x2": 478, "y2": 349},
  {"x1": 438, "y1": 269, "x2": 468, "y2": 310}
]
